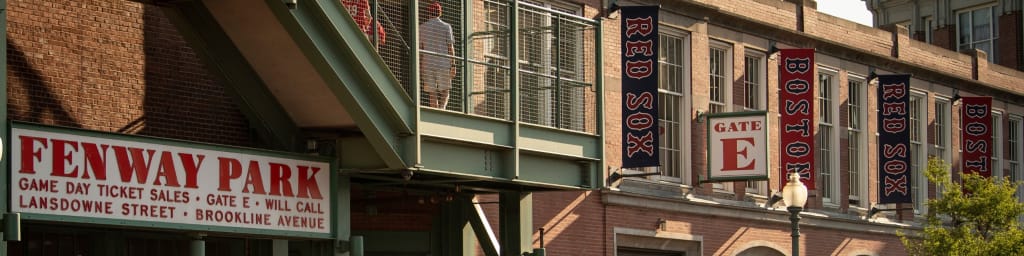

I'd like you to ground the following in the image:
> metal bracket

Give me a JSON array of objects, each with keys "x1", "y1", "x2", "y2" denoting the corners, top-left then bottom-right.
[
  {"x1": 607, "y1": 170, "x2": 659, "y2": 184},
  {"x1": 764, "y1": 193, "x2": 784, "y2": 209},
  {"x1": 865, "y1": 206, "x2": 915, "y2": 219}
]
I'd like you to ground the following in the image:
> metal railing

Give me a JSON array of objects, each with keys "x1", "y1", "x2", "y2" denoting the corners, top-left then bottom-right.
[{"x1": 342, "y1": 0, "x2": 599, "y2": 134}]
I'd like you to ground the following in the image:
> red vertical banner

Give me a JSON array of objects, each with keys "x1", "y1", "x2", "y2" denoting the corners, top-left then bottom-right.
[
  {"x1": 779, "y1": 49, "x2": 815, "y2": 189},
  {"x1": 961, "y1": 96, "x2": 993, "y2": 178}
]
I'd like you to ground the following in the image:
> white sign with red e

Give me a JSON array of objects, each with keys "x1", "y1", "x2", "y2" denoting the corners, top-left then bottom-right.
[{"x1": 706, "y1": 112, "x2": 769, "y2": 181}]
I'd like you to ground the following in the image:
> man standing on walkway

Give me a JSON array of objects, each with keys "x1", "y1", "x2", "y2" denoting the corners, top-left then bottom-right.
[{"x1": 419, "y1": 1, "x2": 456, "y2": 109}]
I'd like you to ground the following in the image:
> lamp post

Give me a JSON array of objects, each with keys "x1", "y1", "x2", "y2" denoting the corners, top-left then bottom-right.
[{"x1": 781, "y1": 172, "x2": 808, "y2": 256}]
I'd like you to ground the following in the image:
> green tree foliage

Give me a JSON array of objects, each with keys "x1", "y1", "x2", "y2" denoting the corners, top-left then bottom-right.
[{"x1": 900, "y1": 158, "x2": 1024, "y2": 255}]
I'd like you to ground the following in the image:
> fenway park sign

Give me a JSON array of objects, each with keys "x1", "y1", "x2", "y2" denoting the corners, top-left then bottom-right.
[{"x1": 10, "y1": 123, "x2": 334, "y2": 238}]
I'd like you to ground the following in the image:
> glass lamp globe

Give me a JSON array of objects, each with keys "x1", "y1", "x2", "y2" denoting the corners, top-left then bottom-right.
[{"x1": 782, "y1": 172, "x2": 808, "y2": 208}]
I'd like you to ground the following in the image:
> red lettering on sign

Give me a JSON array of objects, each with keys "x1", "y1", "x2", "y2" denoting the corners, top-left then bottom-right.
[
  {"x1": 51, "y1": 139, "x2": 80, "y2": 178},
  {"x1": 624, "y1": 40, "x2": 653, "y2": 57},
  {"x1": 881, "y1": 102, "x2": 906, "y2": 115},
  {"x1": 624, "y1": 17, "x2": 653, "y2": 37},
  {"x1": 883, "y1": 160, "x2": 907, "y2": 175},
  {"x1": 113, "y1": 146, "x2": 155, "y2": 184},
  {"x1": 19, "y1": 135, "x2": 48, "y2": 174},
  {"x1": 218, "y1": 157, "x2": 242, "y2": 192},
  {"x1": 297, "y1": 166, "x2": 323, "y2": 199},
  {"x1": 269, "y1": 163, "x2": 294, "y2": 197},
  {"x1": 625, "y1": 60, "x2": 653, "y2": 79},
  {"x1": 721, "y1": 137, "x2": 755, "y2": 171},
  {"x1": 882, "y1": 118, "x2": 906, "y2": 133},
  {"x1": 626, "y1": 112, "x2": 654, "y2": 130},
  {"x1": 626, "y1": 131, "x2": 655, "y2": 157},
  {"x1": 82, "y1": 142, "x2": 109, "y2": 180},
  {"x1": 882, "y1": 83, "x2": 906, "y2": 99},
  {"x1": 153, "y1": 151, "x2": 180, "y2": 187},
  {"x1": 244, "y1": 161, "x2": 267, "y2": 195},
  {"x1": 179, "y1": 153, "x2": 204, "y2": 189},
  {"x1": 714, "y1": 121, "x2": 762, "y2": 132},
  {"x1": 625, "y1": 92, "x2": 654, "y2": 111},
  {"x1": 882, "y1": 144, "x2": 907, "y2": 158},
  {"x1": 883, "y1": 175, "x2": 908, "y2": 196}
]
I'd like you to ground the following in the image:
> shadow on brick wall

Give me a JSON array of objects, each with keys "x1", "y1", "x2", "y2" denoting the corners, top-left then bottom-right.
[
  {"x1": 7, "y1": 39, "x2": 81, "y2": 128},
  {"x1": 138, "y1": 4, "x2": 251, "y2": 146}
]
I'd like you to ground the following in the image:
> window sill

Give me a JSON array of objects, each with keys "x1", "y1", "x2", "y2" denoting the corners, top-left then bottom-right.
[{"x1": 616, "y1": 177, "x2": 693, "y2": 199}]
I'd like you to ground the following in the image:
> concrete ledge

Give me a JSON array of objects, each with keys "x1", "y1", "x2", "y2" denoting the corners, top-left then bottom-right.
[{"x1": 601, "y1": 189, "x2": 918, "y2": 235}]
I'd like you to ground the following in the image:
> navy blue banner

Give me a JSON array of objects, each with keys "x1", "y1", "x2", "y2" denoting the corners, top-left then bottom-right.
[
  {"x1": 621, "y1": 6, "x2": 659, "y2": 168},
  {"x1": 877, "y1": 74, "x2": 912, "y2": 204}
]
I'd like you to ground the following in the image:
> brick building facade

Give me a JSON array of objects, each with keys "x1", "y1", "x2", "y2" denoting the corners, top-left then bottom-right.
[
  {"x1": 868, "y1": 0, "x2": 1023, "y2": 70},
  {"x1": 526, "y1": 0, "x2": 1024, "y2": 255},
  {"x1": 4, "y1": 0, "x2": 1024, "y2": 255}
]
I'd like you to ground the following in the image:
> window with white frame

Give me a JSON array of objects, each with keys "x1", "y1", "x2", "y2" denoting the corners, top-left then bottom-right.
[
  {"x1": 934, "y1": 97, "x2": 952, "y2": 198},
  {"x1": 744, "y1": 50, "x2": 766, "y2": 194},
  {"x1": 473, "y1": 0, "x2": 512, "y2": 119},
  {"x1": 709, "y1": 41, "x2": 732, "y2": 192},
  {"x1": 847, "y1": 78, "x2": 866, "y2": 206},
  {"x1": 993, "y1": 112, "x2": 1003, "y2": 178},
  {"x1": 909, "y1": 93, "x2": 927, "y2": 212},
  {"x1": 650, "y1": 29, "x2": 690, "y2": 183},
  {"x1": 1009, "y1": 116, "x2": 1021, "y2": 184},
  {"x1": 708, "y1": 42, "x2": 731, "y2": 114},
  {"x1": 517, "y1": 0, "x2": 587, "y2": 130},
  {"x1": 1009, "y1": 115, "x2": 1023, "y2": 203},
  {"x1": 924, "y1": 16, "x2": 934, "y2": 43},
  {"x1": 743, "y1": 52, "x2": 765, "y2": 110},
  {"x1": 934, "y1": 98, "x2": 951, "y2": 163},
  {"x1": 957, "y1": 5, "x2": 998, "y2": 62},
  {"x1": 817, "y1": 69, "x2": 837, "y2": 205}
]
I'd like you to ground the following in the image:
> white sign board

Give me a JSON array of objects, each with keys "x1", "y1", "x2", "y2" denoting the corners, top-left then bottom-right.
[
  {"x1": 707, "y1": 112, "x2": 769, "y2": 181},
  {"x1": 11, "y1": 124, "x2": 333, "y2": 238}
]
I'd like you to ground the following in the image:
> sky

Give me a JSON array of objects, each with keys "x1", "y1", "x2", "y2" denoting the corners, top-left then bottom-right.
[{"x1": 817, "y1": 0, "x2": 873, "y2": 26}]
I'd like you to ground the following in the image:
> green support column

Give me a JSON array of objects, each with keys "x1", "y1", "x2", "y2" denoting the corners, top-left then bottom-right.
[
  {"x1": 190, "y1": 235, "x2": 206, "y2": 256},
  {"x1": 458, "y1": 197, "x2": 476, "y2": 255},
  {"x1": 408, "y1": 0, "x2": 423, "y2": 166},
  {"x1": 0, "y1": 0, "x2": 9, "y2": 253},
  {"x1": 459, "y1": 0, "x2": 468, "y2": 113},
  {"x1": 336, "y1": 174, "x2": 351, "y2": 256},
  {"x1": 272, "y1": 240, "x2": 288, "y2": 256},
  {"x1": 438, "y1": 197, "x2": 470, "y2": 255},
  {"x1": 508, "y1": 0, "x2": 521, "y2": 180},
  {"x1": 594, "y1": 18, "x2": 606, "y2": 189},
  {"x1": 499, "y1": 192, "x2": 532, "y2": 256},
  {"x1": 350, "y1": 236, "x2": 363, "y2": 256}
]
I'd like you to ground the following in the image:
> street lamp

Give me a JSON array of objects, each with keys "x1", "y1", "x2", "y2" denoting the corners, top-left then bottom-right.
[{"x1": 782, "y1": 172, "x2": 808, "y2": 256}]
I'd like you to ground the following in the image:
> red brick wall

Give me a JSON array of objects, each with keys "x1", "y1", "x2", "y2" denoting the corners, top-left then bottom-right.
[
  {"x1": 931, "y1": 26, "x2": 956, "y2": 51},
  {"x1": 532, "y1": 191, "x2": 907, "y2": 255},
  {"x1": 997, "y1": 11, "x2": 1021, "y2": 70},
  {"x1": 6, "y1": 0, "x2": 252, "y2": 146},
  {"x1": 532, "y1": 191, "x2": 605, "y2": 255},
  {"x1": 350, "y1": 189, "x2": 438, "y2": 231}
]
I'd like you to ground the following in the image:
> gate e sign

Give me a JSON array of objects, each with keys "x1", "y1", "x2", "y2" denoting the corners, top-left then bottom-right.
[{"x1": 706, "y1": 111, "x2": 769, "y2": 181}]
